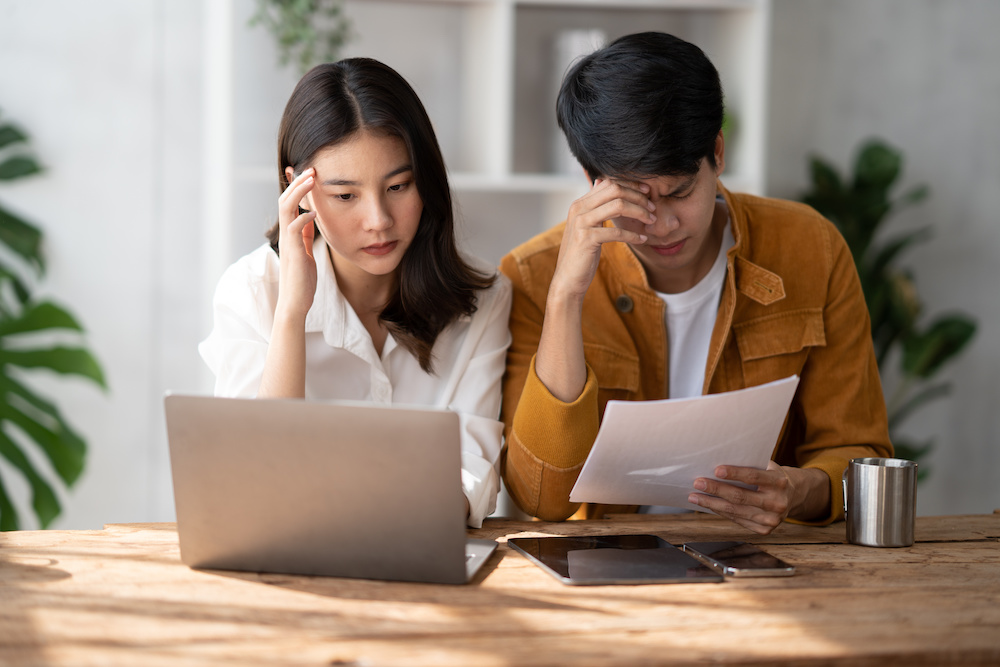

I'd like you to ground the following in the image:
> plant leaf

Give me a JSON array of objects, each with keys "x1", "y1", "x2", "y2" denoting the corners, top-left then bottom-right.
[
  {"x1": 889, "y1": 437, "x2": 933, "y2": 482},
  {"x1": 807, "y1": 156, "x2": 843, "y2": 197},
  {"x1": 0, "y1": 263, "x2": 32, "y2": 305},
  {"x1": 0, "y1": 203, "x2": 45, "y2": 275},
  {"x1": 0, "y1": 469, "x2": 20, "y2": 530},
  {"x1": 902, "y1": 315, "x2": 977, "y2": 378},
  {"x1": 0, "y1": 124, "x2": 28, "y2": 151},
  {"x1": 0, "y1": 428, "x2": 62, "y2": 528},
  {"x1": 0, "y1": 301, "x2": 84, "y2": 337},
  {"x1": 0, "y1": 347, "x2": 107, "y2": 389},
  {"x1": 0, "y1": 386, "x2": 85, "y2": 487},
  {"x1": 888, "y1": 381, "x2": 952, "y2": 431},
  {"x1": 0, "y1": 155, "x2": 43, "y2": 180},
  {"x1": 866, "y1": 227, "x2": 932, "y2": 277},
  {"x1": 898, "y1": 184, "x2": 930, "y2": 208},
  {"x1": 854, "y1": 140, "x2": 901, "y2": 190},
  {"x1": 891, "y1": 438, "x2": 934, "y2": 462}
]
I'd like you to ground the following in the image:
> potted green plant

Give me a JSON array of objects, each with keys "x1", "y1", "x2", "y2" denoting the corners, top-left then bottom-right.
[
  {"x1": 800, "y1": 138, "x2": 976, "y2": 478},
  {"x1": 0, "y1": 108, "x2": 106, "y2": 530},
  {"x1": 249, "y1": 0, "x2": 353, "y2": 74}
]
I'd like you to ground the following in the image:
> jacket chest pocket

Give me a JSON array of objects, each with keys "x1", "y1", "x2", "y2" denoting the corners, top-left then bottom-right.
[
  {"x1": 585, "y1": 342, "x2": 641, "y2": 417},
  {"x1": 733, "y1": 309, "x2": 826, "y2": 385}
]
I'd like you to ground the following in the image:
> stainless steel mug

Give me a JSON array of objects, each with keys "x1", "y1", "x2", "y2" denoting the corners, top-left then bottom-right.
[{"x1": 843, "y1": 457, "x2": 917, "y2": 547}]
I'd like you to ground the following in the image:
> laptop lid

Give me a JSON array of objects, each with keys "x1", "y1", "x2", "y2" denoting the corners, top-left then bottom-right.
[{"x1": 164, "y1": 394, "x2": 491, "y2": 585}]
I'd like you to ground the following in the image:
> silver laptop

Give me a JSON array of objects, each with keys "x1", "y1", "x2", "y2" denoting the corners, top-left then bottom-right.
[{"x1": 164, "y1": 394, "x2": 497, "y2": 584}]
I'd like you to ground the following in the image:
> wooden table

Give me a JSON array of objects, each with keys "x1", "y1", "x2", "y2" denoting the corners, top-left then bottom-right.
[{"x1": 2, "y1": 512, "x2": 999, "y2": 666}]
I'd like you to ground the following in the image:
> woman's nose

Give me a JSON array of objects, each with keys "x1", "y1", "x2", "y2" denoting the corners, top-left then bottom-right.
[{"x1": 363, "y1": 195, "x2": 393, "y2": 232}]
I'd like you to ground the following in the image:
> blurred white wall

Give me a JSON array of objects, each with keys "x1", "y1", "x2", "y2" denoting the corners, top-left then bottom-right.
[
  {"x1": 0, "y1": 0, "x2": 996, "y2": 529},
  {"x1": 0, "y1": 1, "x2": 206, "y2": 528},
  {"x1": 767, "y1": 0, "x2": 1000, "y2": 516}
]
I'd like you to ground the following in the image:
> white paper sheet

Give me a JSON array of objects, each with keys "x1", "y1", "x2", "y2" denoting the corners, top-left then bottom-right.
[{"x1": 569, "y1": 375, "x2": 800, "y2": 511}]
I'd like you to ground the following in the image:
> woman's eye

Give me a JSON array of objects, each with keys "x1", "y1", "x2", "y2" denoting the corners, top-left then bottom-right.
[
  {"x1": 333, "y1": 193, "x2": 354, "y2": 201},
  {"x1": 388, "y1": 182, "x2": 409, "y2": 193}
]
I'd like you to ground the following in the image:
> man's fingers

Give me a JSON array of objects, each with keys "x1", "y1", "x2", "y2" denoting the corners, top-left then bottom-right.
[
  {"x1": 697, "y1": 474, "x2": 790, "y2": 515},
  {"x1": 571, "y1": 181, "x2": 655, "y2": 227},
  {"x1": 688, "y1": 492, "x2": 781, "y2": 535},
  {"x1": 716, "y1": 464, "x2": 771, "y2": 485},
  {"x1": 568, "y1": 223, "x2": 647, "y2": 248},
  {"x1": 591, "y1": 197, "x2": 656, "y2": 227},
  {"x1": 593, "y1": 176, "x2": 651, "y2": 195}
]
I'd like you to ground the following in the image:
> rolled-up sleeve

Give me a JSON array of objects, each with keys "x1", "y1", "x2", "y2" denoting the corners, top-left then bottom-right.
[
  {"x1": 498, "y1": 250, "x2": 602, "y2": 522},
  {"x1": 448, "y1": 275, "x2": 513, "y2": 527}
]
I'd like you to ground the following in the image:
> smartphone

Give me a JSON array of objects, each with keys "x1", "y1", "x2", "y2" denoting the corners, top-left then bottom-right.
[{"x1": 681, "y1": 541, "x2": 795, "y2": 577}]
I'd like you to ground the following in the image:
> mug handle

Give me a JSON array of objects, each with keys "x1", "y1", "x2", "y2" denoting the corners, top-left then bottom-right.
[{"x1": 842, "y1": 467, "x2": 849, "y2": 516}]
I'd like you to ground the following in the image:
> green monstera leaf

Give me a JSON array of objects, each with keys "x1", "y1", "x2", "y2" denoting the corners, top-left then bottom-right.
[{"x1": 0, "y1": 108, "x2": 106, "y2": 530}]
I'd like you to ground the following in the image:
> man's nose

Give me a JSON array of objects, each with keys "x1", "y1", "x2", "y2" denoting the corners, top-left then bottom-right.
[{"x1": 648, "y1": 203, "x2": 680, "y2": 236}]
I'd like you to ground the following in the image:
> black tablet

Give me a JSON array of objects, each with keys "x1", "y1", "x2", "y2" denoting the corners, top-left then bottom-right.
[{"x1": 507, "y1": 534, "x2": 724, "y2": 586}]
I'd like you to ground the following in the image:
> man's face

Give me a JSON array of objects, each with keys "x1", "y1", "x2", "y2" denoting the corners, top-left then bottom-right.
[{"x1": 611, "y1": 137, "x2": 726, "y2": 294}]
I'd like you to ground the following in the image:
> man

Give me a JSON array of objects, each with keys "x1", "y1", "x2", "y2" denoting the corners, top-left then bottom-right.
[{"x1": 499, "y1": 32, "x2": 892, "y2": 534}]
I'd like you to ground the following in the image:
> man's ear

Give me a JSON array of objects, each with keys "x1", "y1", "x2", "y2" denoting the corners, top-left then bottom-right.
[{"x1": 714, "y1": 130, "x2": 726, "y2": 175}]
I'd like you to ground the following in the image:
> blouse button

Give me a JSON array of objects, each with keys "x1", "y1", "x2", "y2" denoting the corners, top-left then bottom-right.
[{"x1": 615, "y1": 294, "x2": 634, "y2": 313}]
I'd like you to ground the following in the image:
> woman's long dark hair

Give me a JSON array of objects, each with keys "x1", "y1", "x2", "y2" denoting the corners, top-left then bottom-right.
[{"x1": 267, "y1": 58, "x2": 494, "y2": 373}]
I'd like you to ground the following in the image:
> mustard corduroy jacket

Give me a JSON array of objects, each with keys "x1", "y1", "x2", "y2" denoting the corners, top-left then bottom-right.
[{"x1": 498, "y1": 182, "x2": 892, "y2": 524}]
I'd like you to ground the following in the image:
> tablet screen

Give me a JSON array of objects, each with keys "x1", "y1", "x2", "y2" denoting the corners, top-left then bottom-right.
[{"x1": 507, "y1": 534, "x2": 723, "y2": 586}]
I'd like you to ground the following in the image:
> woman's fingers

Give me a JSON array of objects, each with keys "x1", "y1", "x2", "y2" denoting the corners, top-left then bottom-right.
[
  {"x1": 285, "y1": 210, "x2": 317, "y2": 258},
  {"x1": 300, "y1": 212, "x2": 316, "y2": 259},
  {"x1": 278, "y1": 168, "x2": 316, "y2": 229}
]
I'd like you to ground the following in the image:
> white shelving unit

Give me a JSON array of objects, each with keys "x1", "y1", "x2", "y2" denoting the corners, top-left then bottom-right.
[{"x1": 204, "y1": 0, "x2": 771, "y2": 276}]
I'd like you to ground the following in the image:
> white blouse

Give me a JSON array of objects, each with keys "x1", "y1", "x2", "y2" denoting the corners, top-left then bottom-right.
[{"x1": 198, "y1": 236, "x2": 513, "y2": 527}]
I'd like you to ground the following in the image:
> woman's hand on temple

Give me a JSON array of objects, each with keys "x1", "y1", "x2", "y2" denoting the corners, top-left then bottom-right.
[{"x1": 276, "y1": 168, "x2": 319, "y2": 321}]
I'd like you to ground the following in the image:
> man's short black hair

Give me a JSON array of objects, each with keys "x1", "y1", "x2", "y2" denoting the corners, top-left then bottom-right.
[{"x1": 556, "y1": 31, "x2": 724, "y2": 181}]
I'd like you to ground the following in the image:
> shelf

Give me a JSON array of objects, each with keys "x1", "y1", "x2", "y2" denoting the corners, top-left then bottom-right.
[
  {"x1": 213, "y1": 0, "x2": 770, "y2": 267},
  {"x1": 450, "y1": 172, "x2": 587, "y2": 193}
]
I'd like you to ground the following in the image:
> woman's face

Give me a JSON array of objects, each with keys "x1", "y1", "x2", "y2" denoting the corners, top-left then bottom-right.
[{"x1": 294, "y1": 130, "x2": 423, "y2": 285}]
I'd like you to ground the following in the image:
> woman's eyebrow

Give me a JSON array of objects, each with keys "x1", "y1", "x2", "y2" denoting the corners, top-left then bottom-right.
[
  {"x1": 321, "y1": 165, "x2": 413, "y2": 187},
  {"x1": 383, "y1": 164, "x2": 413, "y2": 180}
]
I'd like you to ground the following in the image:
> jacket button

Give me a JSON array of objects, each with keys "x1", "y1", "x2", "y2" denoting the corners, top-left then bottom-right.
[{"x1": 615, "y1": 295, "x2": 634, "y2": 313}]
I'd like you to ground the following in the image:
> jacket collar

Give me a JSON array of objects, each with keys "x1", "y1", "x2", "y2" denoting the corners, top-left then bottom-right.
[{"x1": 717, "y1": 181, "x2": 786, "y2": 306}]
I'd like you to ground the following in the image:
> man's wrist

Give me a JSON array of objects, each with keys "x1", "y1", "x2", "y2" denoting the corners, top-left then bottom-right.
[
  {"x1": 787, "y1": 466, "x2": 831, "y2": 521},
  {"x1": 545, "y1": 281, "x2": 587, "y2": 314}
]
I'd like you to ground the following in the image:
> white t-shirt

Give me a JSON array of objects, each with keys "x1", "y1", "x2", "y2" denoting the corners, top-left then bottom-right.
[
  {"x1": 658, "y1": 222, "x2": 735, "y2": 400},
  {"x1": 198, "y1": 235, "x2": 513, "y2": 527},
  {"x1": 641, "y1": 213, "x2": 734, "y2": 515}
]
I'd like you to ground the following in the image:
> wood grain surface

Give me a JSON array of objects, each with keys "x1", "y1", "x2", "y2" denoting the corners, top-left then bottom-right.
[{"x1": 2, "y1": 512, "x2": 998, "y2": 666}]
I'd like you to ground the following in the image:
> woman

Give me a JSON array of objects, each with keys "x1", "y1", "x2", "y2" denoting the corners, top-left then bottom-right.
[{"x1": 199, "y1": 58, "x2": 512, "y2": 527}]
